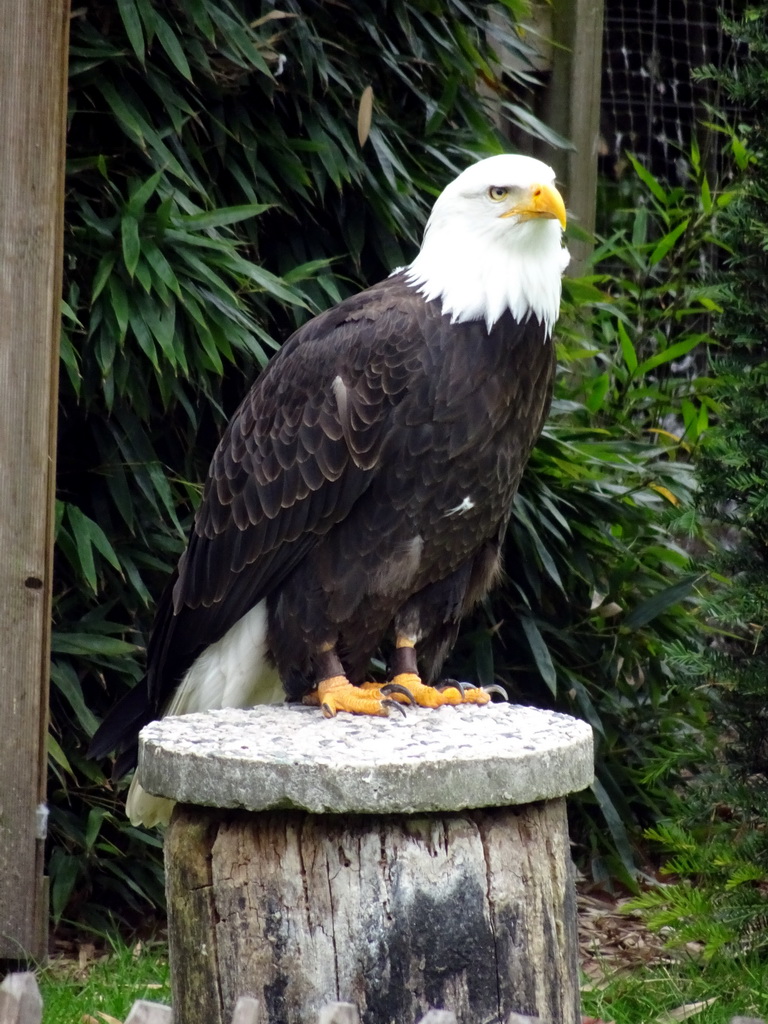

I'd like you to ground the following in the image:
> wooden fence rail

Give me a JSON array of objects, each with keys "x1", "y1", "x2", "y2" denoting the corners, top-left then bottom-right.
[{"x1": 0, "y1": 973, "x2": 549, "y2": 1024}]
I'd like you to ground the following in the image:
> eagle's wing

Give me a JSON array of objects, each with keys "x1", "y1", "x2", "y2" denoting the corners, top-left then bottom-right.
[{"x1": 146, "y1": 276, "x2": 423, "y2": 705}]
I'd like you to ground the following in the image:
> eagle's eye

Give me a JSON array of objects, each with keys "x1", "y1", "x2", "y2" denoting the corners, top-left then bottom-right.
[{"x1": 488, "y1": 186, "x2": 509, "y2": 202}]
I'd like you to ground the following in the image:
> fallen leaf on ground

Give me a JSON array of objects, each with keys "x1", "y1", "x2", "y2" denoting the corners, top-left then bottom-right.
[{"x1": 656, "y1": 998, "x2": 719, "y2": 1022}]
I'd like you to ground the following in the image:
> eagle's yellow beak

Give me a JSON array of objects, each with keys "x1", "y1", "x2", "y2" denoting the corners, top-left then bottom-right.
[{"x1": 500, "y1": 182, "x2": 567, "y2": 230}]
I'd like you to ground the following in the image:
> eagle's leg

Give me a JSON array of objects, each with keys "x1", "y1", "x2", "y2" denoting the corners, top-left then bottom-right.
[
  {"x1": 306, "y1": 644, "x2": 402, "y2": 718},
  {"x1": 384, "y1": 636, "x2": 491, "y2": 708}
]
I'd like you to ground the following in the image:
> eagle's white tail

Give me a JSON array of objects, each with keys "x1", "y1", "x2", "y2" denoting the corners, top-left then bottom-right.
[{"x1": 128, "y1": 599, "x2": 282, "y2": 827}]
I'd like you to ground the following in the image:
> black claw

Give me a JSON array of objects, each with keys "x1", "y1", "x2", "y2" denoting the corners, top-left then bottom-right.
[
  {"x1": 381, "y1": 698, "x2": 408, "y2": 718},
  {"x1": 482, "y1": 684, "x2": 508, "y2": 701},
  {"x1": 435, "y1": 678, "x2": 468, "y2": 697},
  {"x1": 381, "y1": 682, "x2": 416, "y2": 705}
]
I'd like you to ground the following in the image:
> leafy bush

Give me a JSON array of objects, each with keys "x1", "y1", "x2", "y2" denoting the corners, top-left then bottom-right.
[
  {"x1": 628, "y1": 7, "x2": 768, "y2": 956},
  {"x1": 54, "y1": 0, "x2": 553, "y2": 927}
]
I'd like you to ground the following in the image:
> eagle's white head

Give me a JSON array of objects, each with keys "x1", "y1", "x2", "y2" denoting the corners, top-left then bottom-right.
[{"x1": 405, "y1": 154, "x2": 569, "y2": 337}]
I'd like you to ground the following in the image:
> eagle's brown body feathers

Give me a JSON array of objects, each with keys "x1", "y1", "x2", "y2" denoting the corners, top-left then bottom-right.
[{"x1": 150, "y1": 272, "x2": 554, "y2": 708}]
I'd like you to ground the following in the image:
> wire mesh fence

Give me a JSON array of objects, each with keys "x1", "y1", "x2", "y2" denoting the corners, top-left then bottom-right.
[{"x1": 601, "y1": 0, "x2": 744, "y2": 182}]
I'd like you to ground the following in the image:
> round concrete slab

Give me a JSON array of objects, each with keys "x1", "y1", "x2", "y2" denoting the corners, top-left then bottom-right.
[{"x1": 138, "y1": 703, "x2": 594, "y2": 815}]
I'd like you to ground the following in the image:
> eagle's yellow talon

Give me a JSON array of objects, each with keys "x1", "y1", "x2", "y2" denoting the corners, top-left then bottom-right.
[
  {"x1": 316, "y1": 675, "x2": 390, "y2": 717},
  {"x1": 312, "y1": 671, "x2": 491, "y2": 716},
  {"x1": 388, "y1": 673, "x2": 490, "y2": 708}
]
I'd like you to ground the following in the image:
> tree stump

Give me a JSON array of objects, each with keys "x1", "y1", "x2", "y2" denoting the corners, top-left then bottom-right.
[{"x1": 140, "y1": 704, "x2": 593, "y2": 1024}]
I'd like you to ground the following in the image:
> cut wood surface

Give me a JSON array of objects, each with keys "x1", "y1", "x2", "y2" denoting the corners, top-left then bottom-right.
[
  {"x1": 0, "y1": 0, "x2": 70, "y2": 961},
  {"x1": 165, "y1": 802, "x2": 580, "y2": 1024}
]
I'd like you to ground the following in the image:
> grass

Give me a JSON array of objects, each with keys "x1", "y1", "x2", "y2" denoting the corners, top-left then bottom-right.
[
  {"x1": 29, "y1": 936, "x2": 768, "y2": 1023},
  {"x1": 37, "y1": 937, "x2": 169, "y2": 1024},
  {"x1": 582, "y1": 956, "x2": 768, "y2": 1023}
]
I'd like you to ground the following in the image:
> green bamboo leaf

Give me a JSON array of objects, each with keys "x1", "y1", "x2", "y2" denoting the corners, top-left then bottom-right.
[
  {"x1": 624, "y1": 575, "x2": 702, "y2": 629},
  {"x1": 117, "y1": 0, "x2": 145, "y2": 63},
  {"x1": 134, "y1": 258, "x2": 153, "y2": 293},
  {"x1": 242, "y1": 263, "x2": 309, "y2": 307},
  {"x1": 631, "y1": 205, "x2": 648, "y2": 249},
  {"x1": 65, "y1": 504, "x2": 98, "y2": 592},
  {"x1": 143, "y1": 299, "x2": 177, "y2": 364},
  {"x1": 98, "y1": 81, "x2": 195, "y2": 187},
  {"x1": 513, "y1": 502, "x2": 565, "y2": 592},
  {"x1": 85, "y1": 807, "x2": 108, "y2": 851},
  {"x1": 425, "y1": 73, "x2": 460, "y2": 136},
  {"x1": 501, "y1": 101, "x2": 574, "y2": 150},
  {"x1": 584, "y1": 372, "x2": 610, "y2": 413},
  {"x1": 50, "y1": 851, "x2": 80, "y2": 924},
  {"x1": 626, "y1": 151, "x2": 668, "y2": 204},
  {"x1": 60, "y1": 298, "x2": 82, "y2": 327},
  {"x1": 129, "y1": 310, "x2": 159, "y2": 368},
  {"x1": 617, "y1": 319, "x2": 638, "y2": 373},
  {"x1": 649, "y1": 218, "x2": 689, "y2": 266},
  {"x1": 180, "y1": 203, "x2": 272, "y2": 230},
  {"x1": 730, "y1": 133, "x2": 749, "y2": 170},
  {"x1": 700, "y1": 174, "x2": 713, "y2": 215},
  {"x1": 47, "y1": 733, "x2": 74, "y2": 776},
  {"x1": 562, "y1": 278, "x2": 608, "y2": 304},
  {"x1": 185, "y1": 0, "x2": 216, "y2": 42},
  {"x1": 50, "y1": 633, "x2": 139, "y2": 657},
  {"x1": 142, "y1": 239, "x2": 182, "y2": 298},
  {"x1": 134, "y1": 0, "x2": 158, "y2": 39},
  {"x1": 91, "y1": 253, "x2": 116, "y2": 304},
  {"x1": 95, "y1": 329, "x2": 117, "y2": 378},
  {"x1": 635, "y1": 335, "x2": 703, "y2": 376},
  {"x1": 107, "y1": 276, "x2": 130, "y2": 341},
  {"x1": 120, "y1": 552, "x2": 153, "y2": 606},
  {"x1": 121, "y1": 213, "x2": 141, "y2": 278},
  {"x1": 208, "y1": 5, "x2": 272, "y2": 75},
  {"x1": 281, "y1": 258, "x2": 335, "y2": 284},
  {"x1": 520, "y1": 617, "x2": 557, "y2": 695},
  {"x1": 50, "y1": 660, "x2": 101, "y2": 736},
  {"x1": 154, "y1": 12, "x2": 193, "y2": 82},
  {"x1": 177, "y1": 247, "x2": 239, "y2": 296},
  {"x1": 84, "y1": 512, "x2": 123, "y2": 572},
  {"x1": 59, "y1": 329, "x2": 82, "y2": 396},
  {"x1": 98, "y1": 80, "x2": 147, "y2": 148},
  {"x1": 591, "y1": 777, "x2": 638, "y2": 878},
  {"x1": 194, "y1": 319, "x2": 224, "y2": 374},
  {"x1": 127, "y1": 169, "x2": 164, "y2": 216},
  {"x1": 103, "y1": 457, "x2": 135, "y2": 532}
]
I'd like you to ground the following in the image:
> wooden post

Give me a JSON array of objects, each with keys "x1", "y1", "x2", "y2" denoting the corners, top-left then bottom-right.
[
  {"x1": 0, "y1": 0, "x2": 70, "y2": 960},
  {"x1": 541, "y1": 0, "x2": 605, "y2": 273},
  {"x1": 504, "y1": 1, "x2": 604, "y2": 272},
  {"x1": 140, "y1": 704, "x2": 594, "y2": 1024}
]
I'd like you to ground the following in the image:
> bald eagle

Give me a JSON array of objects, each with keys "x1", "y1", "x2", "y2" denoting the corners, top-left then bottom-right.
[{"x1": 90, "y1": 154, "x2": 569, "y2": 825}]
